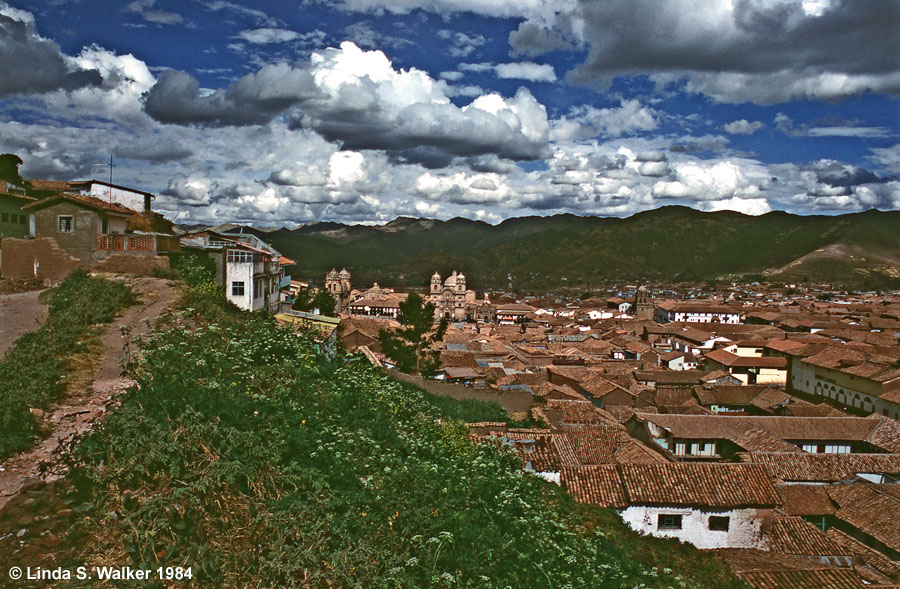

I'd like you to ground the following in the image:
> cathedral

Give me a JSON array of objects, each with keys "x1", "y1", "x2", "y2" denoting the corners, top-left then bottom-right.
[
  {"x1": 428, "y1": 271, "x2": 476, "y2": 321},
  {"x1": 325, "y1": 268, "x2": 351, "y2": 313}
]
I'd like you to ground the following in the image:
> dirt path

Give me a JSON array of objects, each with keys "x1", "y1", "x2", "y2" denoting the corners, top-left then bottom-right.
[
  {"x1": 0, "y1": 276, "x2": 181, "y2": 511},
  {"x1": 0, "y1": 289, "x2": 48, "y2": 359}
]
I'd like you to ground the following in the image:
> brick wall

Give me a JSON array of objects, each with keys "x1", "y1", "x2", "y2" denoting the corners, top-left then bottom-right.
[{"x1": 0, "y1": 237, "x2": 80, "y2": 282}]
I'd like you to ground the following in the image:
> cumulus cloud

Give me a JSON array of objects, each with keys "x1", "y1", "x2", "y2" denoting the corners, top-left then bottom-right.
[
  {"x1": 415, "y1": 171, "x2": 510, "y2": 204},
  {"x1": 723, "y1": 119, "x2": 763, "y2": 135},
  {"x1": 145, "y1": 42, "x2": 550, "y2": 166},
  {"x1": 653, "y1": 159, "x2": 769, "y2": 201},
  {"x1": 0, "y1": 5, "x2": 102, "y2": 97},
  {"x1": 702, "y1": 197, "x2": 771, "y2": 216},
  {"x1": 550, "y1": 100, "x2": 658, "y2": 141}
]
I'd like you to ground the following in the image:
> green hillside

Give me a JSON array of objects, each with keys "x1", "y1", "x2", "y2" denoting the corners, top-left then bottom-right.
[
  {"x1": 252, "y1": 207, "x2": 900, "y2": 290},
  {"x1": 48, "y1": 285, "x2": 742, "y2": 587}
]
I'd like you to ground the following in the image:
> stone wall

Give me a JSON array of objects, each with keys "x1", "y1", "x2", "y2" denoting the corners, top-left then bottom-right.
[
  {"x1": 0, "y1": 237, "x2": 79, "y2": 282},
  {"x1": 389, "y1": 370, "x2": 533, "y2": 413},
  {"x1": 90, "y1": 253, "x2": 169, "y2": 275}
]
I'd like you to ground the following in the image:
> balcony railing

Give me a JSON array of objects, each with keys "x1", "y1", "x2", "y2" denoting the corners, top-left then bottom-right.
[{"x1": 97, "y1": 234, "x2": 180, "y2": 253}]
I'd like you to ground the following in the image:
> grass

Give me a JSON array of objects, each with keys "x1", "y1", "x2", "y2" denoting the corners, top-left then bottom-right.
[
  {"x1": 48, "y1": 285, "x2": 743, "y2": 588},
  {"x1": 0, "y1": 269, "x2": 135, "y2": 459}
]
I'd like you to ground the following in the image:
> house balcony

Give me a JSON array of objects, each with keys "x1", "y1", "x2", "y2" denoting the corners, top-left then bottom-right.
[{"x1": 97, "y1": 233, "x2": 180, "y2": 253}]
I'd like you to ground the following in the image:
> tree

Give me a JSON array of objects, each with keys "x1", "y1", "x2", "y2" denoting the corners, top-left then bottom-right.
[
  {"x1": 379, "y1": 292, "x2": 446, "y2": 375},
  {"x1": 291, "y1": 288, "x2": 336, "y2": 316},
  {"x1": 291, "y1": 287, "x2": 313, "y2": 311},
  {"x1": 0, "y1": 153, "x2": 23, "y2": 185},
  {"x1": 311, "y1": 290, "x2": 336, "y2": 316}
]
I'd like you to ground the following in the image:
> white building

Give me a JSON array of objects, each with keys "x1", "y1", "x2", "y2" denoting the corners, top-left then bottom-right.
[
  {"x1": 784, "y1": 345, "x2": 900, "y2": 420},
  {"x1": 68, "y1": 179, "x2": 155, "y2": 213},
  {"x1": 180, "y1": 230, "x2": 291, "y2": 313},
  {"x1": 656, "y1": 302, "x2": 742, "y2": 324}
]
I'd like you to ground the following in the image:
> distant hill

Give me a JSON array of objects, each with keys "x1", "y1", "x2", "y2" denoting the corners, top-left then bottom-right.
[{"x1": 182, "y1": 207, "x2": 900, "y2": 290}]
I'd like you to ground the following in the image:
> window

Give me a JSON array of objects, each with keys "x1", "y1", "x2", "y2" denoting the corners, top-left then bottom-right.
[
  {"x1": 709, "y1": 516, "x2": 730, "y2": 531},
  {"x1": 58, "y1": 215, "x2": 73, "y2": 232},
  {"x1": 1, "y1": 212, "x2": 7, "y2": 222},
  {"x1": 231, "y1": 281, "x2": 245, "y2": 297},
  {"x1": 658, "y1": 514, "x2": 683, "y2": 530},
  {"x1": 18, "y1": 214, "x2": 25, "y2": 224}
]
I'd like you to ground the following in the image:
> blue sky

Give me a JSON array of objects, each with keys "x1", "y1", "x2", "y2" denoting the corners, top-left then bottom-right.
[{"x1": 0, "y1": 0, "x2": 898, "y2": 225}]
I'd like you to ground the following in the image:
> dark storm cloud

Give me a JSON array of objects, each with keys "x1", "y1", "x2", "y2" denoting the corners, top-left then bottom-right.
[
  {"x1": 569, "y1": 1, "x2": 900, "y2": 76},
  {"x1": 143, "y1": 65, "x2": 317, "y2": 126},
  {"x1": 809, "y1": 160, "x2": 892, "y2": 188},
  {"x1": 115, "y1": 137, "x2": 193, "y2": 162},
  {"x1": 504, "y1": 0, "x2": 900, "y2": 103},
  {"x1": 0, "y1": 11, "x2": 102, "y2": 97}
]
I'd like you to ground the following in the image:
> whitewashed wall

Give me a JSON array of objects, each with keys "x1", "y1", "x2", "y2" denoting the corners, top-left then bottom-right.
[{"x1": 620, "y1": 506, "x2": 771, "y2": 549}]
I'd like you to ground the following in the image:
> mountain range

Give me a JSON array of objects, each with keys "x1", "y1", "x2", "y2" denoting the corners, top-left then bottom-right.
[{"x1": 187, "y1": 206, "x2": 900, "y2": 291}]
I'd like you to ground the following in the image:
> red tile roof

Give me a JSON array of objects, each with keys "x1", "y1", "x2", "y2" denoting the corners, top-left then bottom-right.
[
  {"x1": 22, "y1": 192, "x2": 135, "y2": 216},
  {"x1": 777, "y1": 484, "x2": 835, "y2": 516},
  {"x1": 561, "y1": 465, "x2": 626, "y2": 507},
  {"x1": 616, "y1": 463, "x2": 781, "y2": 508},
  {"x1": 828, "y1": 484, "x2": 900, "y2": 553},
  {"x1": 771, "y1": 515, "x2": 852, "y2": 557},
  {"x1": 737, "y1": 568, "x2": 867, "y2": 589},
  {"x1": 741, "y1": 452, "x2": 900, "y2": 483}
]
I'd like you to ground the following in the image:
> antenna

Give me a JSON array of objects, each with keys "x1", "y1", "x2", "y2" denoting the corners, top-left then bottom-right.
[{"x1": 92, "y1": 155, "x2": 114, "y2": 202}]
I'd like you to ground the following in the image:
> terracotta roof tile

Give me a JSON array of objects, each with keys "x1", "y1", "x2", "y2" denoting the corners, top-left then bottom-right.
[
  {"x1": 618, "y1": 463, "x2": 781, "y2": 507},
  {"x1": 742, "y1": 452, "x2": 900, "y2": 483},
  {"x1": 777, "y1": 484, "x2": 836, "y2": 515},
  {"x1": 828, "y1": 484, "x2": 900, "y2": 553},
  {"x1": 560, "y1": 465, "x2": 626, "y2": 507},
  {"x1": 737, "y1": 568, "x2": 867, "y2": 589},
  {"x1": 771, "y1": 515, "x2": 852, "y2": 557},
  {"x1": 825, "y1": 528, "x2": 900, "y2": 581},
  {"x1": 22, "y1": 192, "x2": 135, "y2": 215}
]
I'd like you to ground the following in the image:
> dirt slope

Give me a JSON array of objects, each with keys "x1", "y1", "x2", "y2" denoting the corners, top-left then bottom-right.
[{"x1": 0, "y1": 277, "x2": 180, "y2": 511}]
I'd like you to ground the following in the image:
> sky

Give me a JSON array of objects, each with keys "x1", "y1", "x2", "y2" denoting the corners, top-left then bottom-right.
[{"x1": 0, "y1": 0, "x2": 898, "y2": 226}]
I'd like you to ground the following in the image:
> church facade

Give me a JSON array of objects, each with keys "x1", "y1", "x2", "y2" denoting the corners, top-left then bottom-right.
[
  {"x1": 428, "y1": 271, "x2": 476, "y2": 321},
  {"x1": 325, "y1": 268, "x2": 351, "y2": 313}
]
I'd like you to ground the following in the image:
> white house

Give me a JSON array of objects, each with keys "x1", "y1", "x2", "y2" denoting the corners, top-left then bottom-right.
[
  {"x1": 562, "y1": 463, "x2": 780, "y2": 550},
  {"x1": 180, "y1": 230, "x2": 291, "y2": 313},
  {"x1": 68, "y1": 179, "x2": 155, "y2": 213}
]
